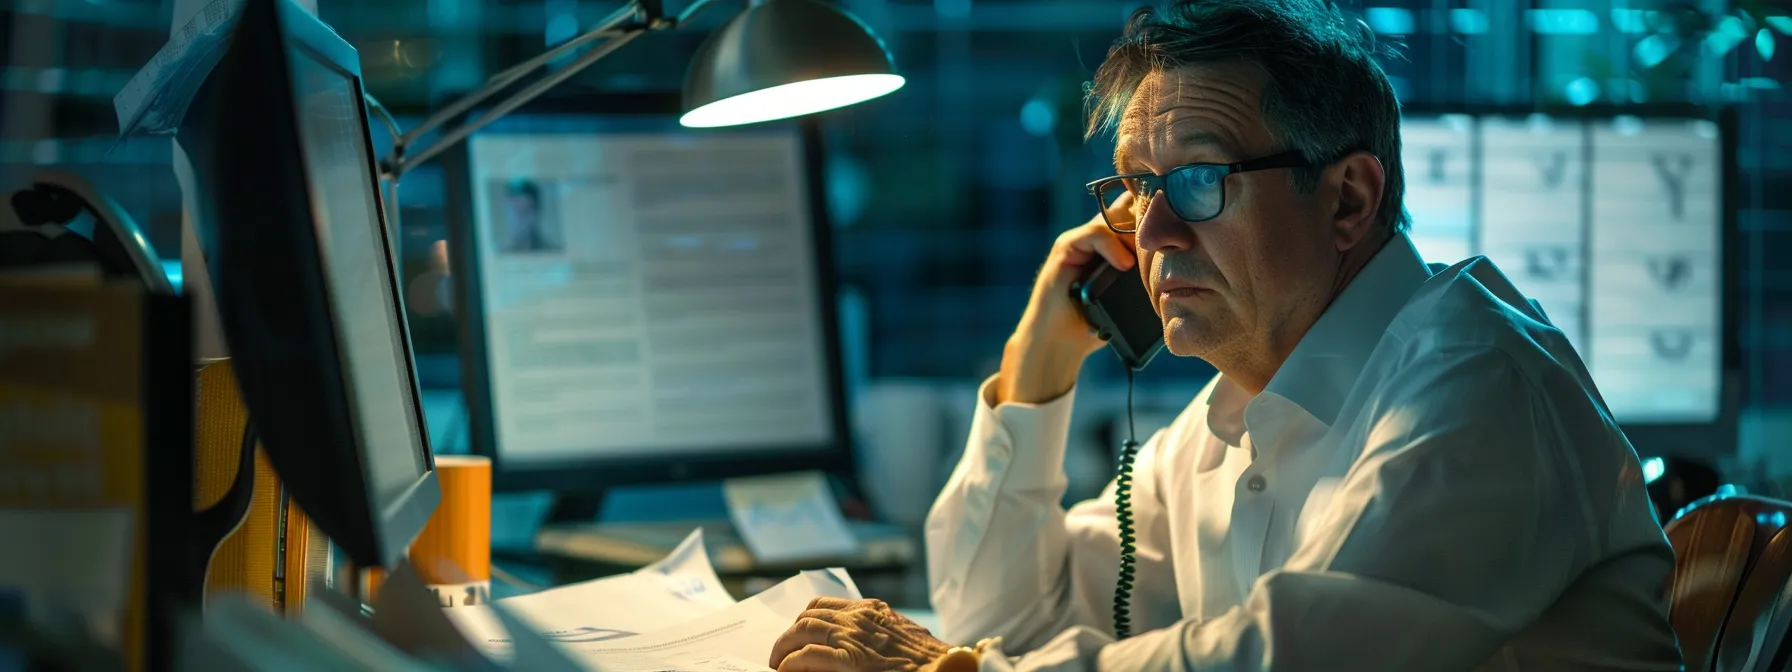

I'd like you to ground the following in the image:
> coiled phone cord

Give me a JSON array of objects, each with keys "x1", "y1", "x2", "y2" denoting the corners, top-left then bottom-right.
[{"x1": 1113, "y1": 366, "x2": 1141, "y2": 639}]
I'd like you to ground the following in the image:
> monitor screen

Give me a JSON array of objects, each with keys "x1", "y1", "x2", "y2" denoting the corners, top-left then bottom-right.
[
  {"x1": 1400, "y1": 114, "x2": 1724, "y2": 425},
  {"x1": 289, "y1": 46, "x2": 430, "y2": 508},
  {"x1": 1479, "y1": 115, "x2": 1589, "y2": 352},
  {"x1": 465, "y1": 117, "x2": 835, "y2": 467},
  {"x1": 1586, "y1": 117, "x2": 1723, "y2": 424},
  {"x1": 1400, "y1": 114, "x2": 1475, "y2": 267}
]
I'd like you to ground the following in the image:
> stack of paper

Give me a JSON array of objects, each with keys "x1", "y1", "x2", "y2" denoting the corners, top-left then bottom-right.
[
  {"x1": 175, "y1": 530, "x2": 860, "y2": 671},
  {"x1": 444, "y1": 530, "x2": 862, "y2": 671}
]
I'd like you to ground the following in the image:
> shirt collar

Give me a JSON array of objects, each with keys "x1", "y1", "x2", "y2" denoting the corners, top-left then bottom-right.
[{"x1": 1205, "y1": 232, "x2": 1432, "y2": 441}]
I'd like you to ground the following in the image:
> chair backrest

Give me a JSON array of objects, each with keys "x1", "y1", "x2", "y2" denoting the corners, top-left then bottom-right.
[
  {"x1": 1, "y1": 172, "x2": 173, "y2": 294},
  {"x1": 1666, "y1": 494, "x2": 1792, "y2": 672}
]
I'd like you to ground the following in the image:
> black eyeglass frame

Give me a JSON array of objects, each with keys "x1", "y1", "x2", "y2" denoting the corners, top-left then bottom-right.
[{"x1": 1085, "y1": 150, "x2": 1316, "y2": 233}]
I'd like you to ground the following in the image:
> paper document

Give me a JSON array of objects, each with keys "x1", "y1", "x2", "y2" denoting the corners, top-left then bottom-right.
[
  {"x1": 446, "y1": 529, "x2": 733, "y2": 657},
  {"x1": 566, "y1": 568, "x2": 862, "y2": 672},
  {"x1": 723, "y1": 471, "x2": 861, "y2": 564},
  {"x1": 114, "y1": 0, "x2": 247, "y2": 139},
  {"x1": 369, "y1": 564, "x2": 505, "y2": 670}
]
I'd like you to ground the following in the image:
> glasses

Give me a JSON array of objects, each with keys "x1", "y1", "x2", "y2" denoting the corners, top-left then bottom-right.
[{"x1": 1086, "y1": 150, "x2": 1315, "y2": 233}]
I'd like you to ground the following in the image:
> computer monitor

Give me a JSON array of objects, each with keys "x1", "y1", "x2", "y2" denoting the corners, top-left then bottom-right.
[
  {"x1": 442, "y1": 96, "x2": 852, "y2": 495},
  {"x1": 180, "y1": 0, "x2": 440, "y2": 569},
  {"x1": 1398, "y1": 107, "x2": 1738, "y2": 456}
]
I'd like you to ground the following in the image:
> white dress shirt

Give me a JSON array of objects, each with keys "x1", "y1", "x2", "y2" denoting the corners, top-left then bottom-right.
[{"x1": 924, "y1": 233, "x2": 1683, "y2": 671}]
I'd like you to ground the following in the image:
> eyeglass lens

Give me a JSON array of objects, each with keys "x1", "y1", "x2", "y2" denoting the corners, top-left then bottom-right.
[{"x1": 1096, "y1": 164, "x2": 1228, "y2": 230}]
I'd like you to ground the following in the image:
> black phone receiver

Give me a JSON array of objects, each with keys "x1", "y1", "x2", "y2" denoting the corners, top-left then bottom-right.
[{"x1": 1070, "y1": 260, "x2": 1165, "y2": 372}]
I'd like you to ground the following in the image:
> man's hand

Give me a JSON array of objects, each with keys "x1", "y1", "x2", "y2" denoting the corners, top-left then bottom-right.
[
  {"x1": 767, "y1": 598, "x2": 953, "y2": 672},
  {"x1": 997, "y1": 194, "x2": 1139, "y2": 405}
]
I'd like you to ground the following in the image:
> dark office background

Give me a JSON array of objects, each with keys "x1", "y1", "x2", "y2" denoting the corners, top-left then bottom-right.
[{"x1": 1, "y1": 0, "x2": 1787, "y2": 481}]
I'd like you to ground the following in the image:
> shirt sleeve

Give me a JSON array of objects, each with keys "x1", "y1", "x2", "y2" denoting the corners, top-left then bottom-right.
[
  {"x1": 991, "y1": 347, "x2": 1673, "y2": 672},
  {"x1": 924, "y1": 376, "x2": 1162, "y2": 653}
]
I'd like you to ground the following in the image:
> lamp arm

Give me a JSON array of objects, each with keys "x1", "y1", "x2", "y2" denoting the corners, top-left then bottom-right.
[
  {"x1": 486, "y1": 2, "x2": 642, "y2": 88},
  {"x1": 671, "y1": 0, "x2": 730, "y2": 25},
  {"x1": 393, "y1": 2, "x2": 639, "y2": 155},
  {"x1": 363, "y1": 92, "x2": 403, "y2": 142},
  {"x1": 385, "y1": 31, "x2": 643, "y2": 177},
  {"x1": 379, "y1": 0, "x2": 729, "y2": 179}
]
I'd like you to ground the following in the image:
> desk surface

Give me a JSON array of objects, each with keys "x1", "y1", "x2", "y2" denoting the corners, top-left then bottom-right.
[{"x1": 531, "y1": 519, "x2": 915, "y2": 577}]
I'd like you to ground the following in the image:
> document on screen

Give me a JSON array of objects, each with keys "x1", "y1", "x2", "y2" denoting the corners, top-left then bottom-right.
[{"x1": 466, "y1": 131, "x2": 836, "y2": 466}]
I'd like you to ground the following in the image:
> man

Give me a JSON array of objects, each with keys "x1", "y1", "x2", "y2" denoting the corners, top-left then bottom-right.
[
  {"x1": 501, "y1": 179, "x2": 551, "y2": 252},
  {"x1": 768, "y1": 1, "x2": 1683, "y2": 670}
]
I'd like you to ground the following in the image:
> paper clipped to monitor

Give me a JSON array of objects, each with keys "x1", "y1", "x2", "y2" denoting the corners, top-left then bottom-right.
[{"x1": 722, "y1": 471, "x2": 862, "y2": 564}]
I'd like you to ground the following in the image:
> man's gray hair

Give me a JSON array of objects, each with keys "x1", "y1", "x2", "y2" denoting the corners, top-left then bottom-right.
[{"x1": 1086, "y1": 0, "x2": 1411, "y2": 233}]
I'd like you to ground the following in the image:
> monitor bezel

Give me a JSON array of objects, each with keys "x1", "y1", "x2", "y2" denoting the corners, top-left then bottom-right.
[
  {"x1": 1396, "y1": 103, "x2": 1740, "y2": 459},
  {"x1": 185, "y1": 0, "x2": 439, "y2": 569},
  {"x1": 442, "y1": 92, "x2": 857, "y2": 493}
]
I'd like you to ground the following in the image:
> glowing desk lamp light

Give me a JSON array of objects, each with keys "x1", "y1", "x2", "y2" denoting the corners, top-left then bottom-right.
[{"x1": 375, "y1": 0, "x2": 903, "y2": 180}]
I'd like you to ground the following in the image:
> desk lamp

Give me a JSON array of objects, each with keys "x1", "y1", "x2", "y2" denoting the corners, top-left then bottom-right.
[{"x1": 375, "y1": 0, "x2": 903, "y2": 180}]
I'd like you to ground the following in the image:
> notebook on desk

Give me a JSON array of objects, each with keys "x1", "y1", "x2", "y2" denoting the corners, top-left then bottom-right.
[{"x1": 533, "y1": 519, "x2": 915, "y2": 575}]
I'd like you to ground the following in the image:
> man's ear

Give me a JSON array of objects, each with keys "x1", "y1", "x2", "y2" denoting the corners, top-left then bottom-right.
[{"x1": 1328, "y1": 151, "x2": 1385, "y2": 251}]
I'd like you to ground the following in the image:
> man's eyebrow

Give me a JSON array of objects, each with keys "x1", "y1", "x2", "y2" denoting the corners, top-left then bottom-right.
[
  {"x1": 1174, "y1": 130, "x2": 1231, "y2": 150},
  {"x1": 1113, "y1": 144, "x2": 1138, "y2": 172}
]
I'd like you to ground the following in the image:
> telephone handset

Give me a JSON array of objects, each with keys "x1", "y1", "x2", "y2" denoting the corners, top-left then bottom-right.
[
  {"x1": 1068, "y1": 259, "x2": 1163, "y2": 639},
  {"x1": 1069, "y1": 259, "x2": 1166, "y2": 371}
]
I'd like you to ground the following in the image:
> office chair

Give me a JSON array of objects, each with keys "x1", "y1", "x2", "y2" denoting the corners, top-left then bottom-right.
[
  {"x1": 0, "y1": 170, "x2": 173, "y2": 293},
  {"x1": 1666, "y1": 493, "x2": 1792, "y2": 672}
]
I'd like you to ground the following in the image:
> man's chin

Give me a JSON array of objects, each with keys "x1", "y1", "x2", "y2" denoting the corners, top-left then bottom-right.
[
  {"x1": 1163, "y1": 338, "x2": 1206, "y2": 359},
  {"x1": 1162, "y1": 317, "x2": 1221, "y2": 359}
]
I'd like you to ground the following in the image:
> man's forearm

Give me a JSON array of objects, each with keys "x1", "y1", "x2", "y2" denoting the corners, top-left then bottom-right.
[{"x1": 995, "y1": 331, "x2": 1087, "y2": 406}]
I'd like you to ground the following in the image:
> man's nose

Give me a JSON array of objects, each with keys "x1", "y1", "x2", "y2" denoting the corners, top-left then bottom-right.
[{"x1": 1134, "y1": 190, "x2": 1195, "y2": 253}]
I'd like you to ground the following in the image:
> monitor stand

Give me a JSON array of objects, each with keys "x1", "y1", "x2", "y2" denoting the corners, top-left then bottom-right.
[
  {"x1": 544, "y1": 491, "x2": 608, "y2": 525},
  {"x1": 528, "y1": 479, "x2": 916, "y2": 583}
]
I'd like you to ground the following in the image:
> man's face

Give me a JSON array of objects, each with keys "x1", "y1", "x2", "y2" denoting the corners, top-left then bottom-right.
[{"x1": 1112, "y1": 67, "x2": 1340, "y2": 365}]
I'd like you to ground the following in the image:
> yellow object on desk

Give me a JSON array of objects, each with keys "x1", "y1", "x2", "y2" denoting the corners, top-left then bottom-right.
[
  {"x1": 193, "y1": 358, "x2": 330, "y2": 616},
  {"x1": 408, "y1": 455, "x2": 492, "y2": 607}
]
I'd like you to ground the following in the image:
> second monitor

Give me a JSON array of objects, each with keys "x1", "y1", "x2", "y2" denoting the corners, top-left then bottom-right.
[
  {"x1": 444, "y1": 96, "x2": 852, "y2": 496},
  {"x1": 1398, "y1": 109, "x2": 1736, "y2": 459}
]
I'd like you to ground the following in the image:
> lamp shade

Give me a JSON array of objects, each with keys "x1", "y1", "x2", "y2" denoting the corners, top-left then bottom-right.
[{"x1": 680, "y1": 0, "x2": 904, "y2": 128}]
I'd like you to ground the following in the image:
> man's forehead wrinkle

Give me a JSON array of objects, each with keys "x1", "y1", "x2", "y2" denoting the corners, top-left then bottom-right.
[
  {"x1": 1173, "y1": 129, "x2": 1229, "y2": 150},
  {"x1": 1144, "y1": 73, "x2": 1258, "y2": 144},
  {"x1": 1112, "y1": 68, "x2": 1261, "y2": 170},
  {"x1": 1148, "y1": 109, "x2": 1247, "y2": 159},
  {"x1": 1113, "y1": 85, "x2": 1159, "y2": 169},
  {"x1": 1150, "y1": 64, "x2": 1261, "y2": 105},
  {"x1": 1119, "y1": 97, "x2": 1153, "y2": 136}
]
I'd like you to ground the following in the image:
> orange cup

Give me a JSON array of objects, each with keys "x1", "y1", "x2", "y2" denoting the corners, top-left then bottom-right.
[{"x1": 408, "y1": 455, "x2": 492, "y2": 607}]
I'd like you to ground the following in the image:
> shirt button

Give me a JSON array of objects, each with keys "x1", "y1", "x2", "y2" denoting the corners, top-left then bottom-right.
[{"x1": 1246, "y1": 475, "x2": 1267, "y2": 493}]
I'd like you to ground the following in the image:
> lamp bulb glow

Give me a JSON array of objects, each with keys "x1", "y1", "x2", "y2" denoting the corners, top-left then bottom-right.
[{"x1": 680, "y1": 74, "x2": 905, "y2": 128}]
